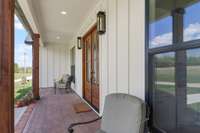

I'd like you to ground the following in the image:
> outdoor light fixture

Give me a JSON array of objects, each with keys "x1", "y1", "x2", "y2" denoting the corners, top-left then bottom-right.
[
  {"x1": 24, "y1": 34, "x2": 33, "y2": 45},
  {"x1": 97, "y1": 11, "x2": 106, "y2": 35},
  {"x1": 77, "y1": 37, "x2": 82, "y2": 50}
]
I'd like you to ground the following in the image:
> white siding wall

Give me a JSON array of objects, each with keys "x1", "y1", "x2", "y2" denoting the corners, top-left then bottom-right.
[
  {"x1": 39, "y1": 44, "x2": 70, "y2": 88},
  {"x1": 68, "y1": 0, "x2": 145, "y2": 114}
]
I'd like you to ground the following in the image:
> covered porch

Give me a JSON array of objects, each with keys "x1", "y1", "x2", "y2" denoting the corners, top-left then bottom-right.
[
  {"x1": 14, "y1": 0, "x2": 145, "y2": 117},
  {"x1": 2, "y1": 0, "x2": 200, "y2": 133},
  {"x1": 1, "y1": 0, "x2": 145, "y2": 132}
]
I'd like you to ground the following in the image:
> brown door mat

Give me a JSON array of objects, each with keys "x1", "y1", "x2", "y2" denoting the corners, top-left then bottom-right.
[{"x1": 73, "y1": 102, "x2": 92, "y2": 113}]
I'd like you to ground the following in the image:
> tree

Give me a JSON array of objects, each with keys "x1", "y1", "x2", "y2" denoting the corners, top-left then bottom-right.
[{"x1": 15, "y1": 63, "x2": 20, "y2": 73}]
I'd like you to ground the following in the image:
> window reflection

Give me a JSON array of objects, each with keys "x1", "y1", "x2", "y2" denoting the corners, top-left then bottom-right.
[
  {"x1": 184, "y1": 1, "x2": 200, "y2": 42},
  {"x1": 149, "y1": 0, "x2": 173, "y2": 48},
  {"x1": 149, "y1": 0, "x2": 200, "y2": 48},
  {"x1": 187, "y1": 49, "x2": 200, "y2": 115},
  {"x1": 153, "y1": 49, "x2": 200, "y2": 132},
  {"x1": 93, "y1": 33, "x2": 99, "y2": 84},
  {"x1": 149, "y1": 0, "x2": 200, "y2": 132},
  {"x1": 153, "y1": 52, "x2": 176, "y2": 131},
  {"x1": 150, "y1": 17, "x2": 173, "y2": 48},
  {"x1": 86, "y1": 40, "x2": 91, "y2": 82}
]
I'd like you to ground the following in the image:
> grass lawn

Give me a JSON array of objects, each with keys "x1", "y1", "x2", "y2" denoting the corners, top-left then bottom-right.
[
  {"x1": 188, "y1": 103, "x2": 200, "y2": 112},
  {"x1": 155, "y1": 66, "x2": 200, "y2": 113},
  {"x1": 15, "y1": 81, "x2": 32, "y2": 102},
  {"x1": 156, "y1": 84, "x2": 200, "y2": 95},
  {"x1": 156, "y1": 66, "x2": 200, "y2": 83},
  {"x1": 156, "y1": 84, "x2": 200, "y2": 112},
  {"x1": 15, "y1": 72, "x2": 32, "y2": 80}
]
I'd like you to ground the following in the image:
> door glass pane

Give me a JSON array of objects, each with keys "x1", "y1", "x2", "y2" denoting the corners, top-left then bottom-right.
[
  {"x1": 153, "y1": 52, "x2": 176, "y2": 131},
  {"x1": 149, "y1": 0, "x2": 173, "y2": 48},
  {"x1": 183, "y1": 0, "x2": 200, "y2": 42},
  {"x1": 86, "y1": 40, "x2": 91, "y2": 82},
  {"x1": 92, "y1": 33, "x2": 99, "y2": 84}
]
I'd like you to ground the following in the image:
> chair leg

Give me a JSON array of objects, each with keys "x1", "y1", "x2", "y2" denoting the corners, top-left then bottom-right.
[
  {"x1": 54, "y1": 82, "x2": 56, "y2": 94},
  {"x1": 66, "y1": 83, "x2": 70, "y2": 93},
  {"x1": 54, "y1": 87, "x2": 56, "y2": 94}
]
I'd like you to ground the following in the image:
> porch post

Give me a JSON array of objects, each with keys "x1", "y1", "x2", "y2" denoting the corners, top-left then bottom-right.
[
  {"x1": 32, "y1": 34, "x2": 40, "y2": 100},
  {"x1": 0, "y1": 0, "x2": 15, "y2": 132}
]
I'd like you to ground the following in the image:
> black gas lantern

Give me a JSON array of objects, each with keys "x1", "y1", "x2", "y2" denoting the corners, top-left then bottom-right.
[
  {"x1": 77, "y1": 37, "x2": 82, "y2": 50},
  {"x1": 97, "y1": 11, "x2": 106, "y2": 35}
]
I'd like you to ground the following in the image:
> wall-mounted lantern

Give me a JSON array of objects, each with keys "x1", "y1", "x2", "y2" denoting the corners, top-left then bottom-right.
[
  {"x1": 77, "y1": 37, "x2": 82, "y2": 50},
  {"x1": 97, "y1": 11, "x2": 106, "y2": 35},
  {"x1": 24, "y1": 34, "x2": 33, "y2": 45}
]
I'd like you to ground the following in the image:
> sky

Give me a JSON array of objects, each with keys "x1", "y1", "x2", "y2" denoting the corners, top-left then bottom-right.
[
  {"x1": 150, "y1": 1, "x2": 200, "y2": 49},
  {"x1": 15, "y1": 15, "x2": 32, "y2": 67}
]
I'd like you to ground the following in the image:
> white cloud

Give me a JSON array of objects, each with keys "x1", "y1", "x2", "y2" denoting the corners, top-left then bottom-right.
[
  {"x1": 15, "y1": 22, "x2": 25, "y2": 30},
  {"x1": 150, "y1": 22, "x2": 200, "y2": 47},
  {"x1": 15, "y1": 15, "x2": 25, "y2": 30},
  {"x1": 151, "y1": 32, "x2": 172, "y2": 46},
  {"x1": 15, "y1": 15, "x2": 19, "y2": 22},
  {"x1": 184, "y1": 23, "x2": 200, "y2": 41}
]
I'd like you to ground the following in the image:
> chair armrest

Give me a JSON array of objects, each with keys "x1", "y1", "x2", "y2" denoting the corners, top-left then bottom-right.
[
  {"x1": 68, "y1": 117, "x2": 102, "y2": 133},
  {"x1": 54, "y1": 78, "x2": 60, "y2": 82}
]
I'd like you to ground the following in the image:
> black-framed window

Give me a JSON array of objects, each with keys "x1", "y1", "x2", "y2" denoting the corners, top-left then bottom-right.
[
  {"x1": 147, "y1": 0, "x2": 200, "y2": 132},
  {"x1": 70, "y1": 47, "x2": 76, "y2": 83}
]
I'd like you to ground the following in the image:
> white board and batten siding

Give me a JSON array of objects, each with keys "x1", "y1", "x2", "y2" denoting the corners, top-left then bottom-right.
[
  {"x1": 68, "y1": 0, "x2": 146, "y2": 114},
  {"x1": 39, "y1": 44, "x2": 70, "y2": 88}
]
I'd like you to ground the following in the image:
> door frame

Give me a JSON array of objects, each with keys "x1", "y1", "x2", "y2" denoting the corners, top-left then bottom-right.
[{"x1": 82, "y1": 23, "x2": 99, "y2": 112}]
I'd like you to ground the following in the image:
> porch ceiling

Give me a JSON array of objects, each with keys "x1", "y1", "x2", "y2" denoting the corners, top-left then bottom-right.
[{"x1": 29, "y1": 0, "x2": 99, "y2": 45}]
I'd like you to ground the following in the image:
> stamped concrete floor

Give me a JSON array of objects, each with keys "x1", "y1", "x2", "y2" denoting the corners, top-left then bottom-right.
[{"x1": 23, "y1": 88, "x2": 100, "y2": 133}]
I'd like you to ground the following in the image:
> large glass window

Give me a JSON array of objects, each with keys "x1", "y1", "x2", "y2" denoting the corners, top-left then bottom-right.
[{"x1": 148, "y1": 0, "x2": 200, "y2": 132}]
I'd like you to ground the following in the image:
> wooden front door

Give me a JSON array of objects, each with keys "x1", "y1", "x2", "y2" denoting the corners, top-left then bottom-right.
[{"x1": 83, "y1": 25, "x2": 99, "y2": 111}]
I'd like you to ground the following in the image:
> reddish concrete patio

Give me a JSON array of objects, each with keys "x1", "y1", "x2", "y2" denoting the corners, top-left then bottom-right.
[{"x1": 23, "y1": 88, "x2": 100, "y2": 133}]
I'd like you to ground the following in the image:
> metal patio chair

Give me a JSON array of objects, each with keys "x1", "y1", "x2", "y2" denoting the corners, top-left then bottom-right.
[{"x1": 54, "y1": 74, "x2": 73, "y2": 94}]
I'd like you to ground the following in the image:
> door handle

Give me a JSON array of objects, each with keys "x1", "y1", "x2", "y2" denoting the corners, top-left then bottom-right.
[{"x1": 91, "y1": 71, "x2": 95, "y2": 74}]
